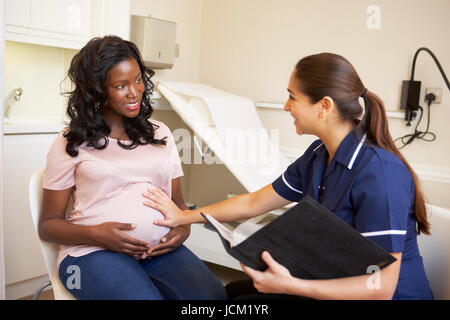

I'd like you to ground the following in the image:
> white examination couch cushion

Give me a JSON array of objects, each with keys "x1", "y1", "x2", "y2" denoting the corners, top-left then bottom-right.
[{"x1": 157, "y1": 81, "x2": 291, "y2": 193}]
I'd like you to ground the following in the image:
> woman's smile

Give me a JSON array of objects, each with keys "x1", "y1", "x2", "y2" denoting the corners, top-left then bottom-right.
[{"x1": 125, "y1": 100, "x2": 140, "y2": 111}]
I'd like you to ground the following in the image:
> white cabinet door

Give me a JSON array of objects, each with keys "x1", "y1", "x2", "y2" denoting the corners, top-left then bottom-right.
[
  {"x1": 5, "y1": 0, "x2": 92, "y2": 49},
  {"x1": 101, "y1": 0, "x2": 131, "y2": 40},
  {"x1": 29, "y1": 0, "x2": 91, "y2": 39},
  {"x1": 5, "y1": 0, "x2": 131, "y2": 49},
  {"x1": 2, "y1": 133, "x2": 57, "y2": 285},
  {"x1": 5, "y1": 0, "x2": 31, "y2": 34}
]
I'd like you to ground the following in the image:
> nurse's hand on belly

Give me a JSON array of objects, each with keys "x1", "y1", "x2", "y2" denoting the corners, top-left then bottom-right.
[
  {"x1": 90, "y1": 222, "x2": 151, "y2": 256},
  {"x1": 142, "y1": 188, "x2": 185, "y2": 228}
]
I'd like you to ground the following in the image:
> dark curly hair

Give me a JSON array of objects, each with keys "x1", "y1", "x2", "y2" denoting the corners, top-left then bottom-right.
[{"x1": 62, "y1": 35, "x2": 166, "y2": 157}]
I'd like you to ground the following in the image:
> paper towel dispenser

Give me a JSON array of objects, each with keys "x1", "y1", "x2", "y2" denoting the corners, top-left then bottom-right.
[{"x1": 130, "y1": 15, "x2": 177, "y2": 69}]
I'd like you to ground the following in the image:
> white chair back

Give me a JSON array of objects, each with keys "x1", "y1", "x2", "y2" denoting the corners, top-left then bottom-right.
[
  {"x1": 418, "y1": 204, "x2": 450, "y2": 300},
  {"x1": 29, "y1": 168, "x2": 76, "y2": 300}
]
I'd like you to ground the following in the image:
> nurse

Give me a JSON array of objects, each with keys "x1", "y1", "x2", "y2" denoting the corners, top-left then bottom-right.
[{"x1": 143, "y1": 53, "x2": 434, "y2": 300}]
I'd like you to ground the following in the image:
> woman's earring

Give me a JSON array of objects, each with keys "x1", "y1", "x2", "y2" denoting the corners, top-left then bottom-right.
[{"x1": 94, "y1": 102, "x2": 100, "y2": 112}]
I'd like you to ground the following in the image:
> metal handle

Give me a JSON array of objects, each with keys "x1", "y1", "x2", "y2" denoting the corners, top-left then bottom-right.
[{"x1": 13, "y1": 87, "x2": 23, "y2": 101}]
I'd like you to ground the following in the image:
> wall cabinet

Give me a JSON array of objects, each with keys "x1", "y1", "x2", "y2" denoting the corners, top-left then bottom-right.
[
  {"x1": 5, "y1": 0, "x2": 30, "y2": 35},
  {"x1": 2, "y1": 133, "x2": 58, "y2": 285},
  {"x1": 28, "y1": 0, "x2": 91, "y2": 39},
  {"x1": 5, "y1": 0, "x2": 91, "y2": 49},
  {"x1": 5, "y1": 0, "x2": 130, "y2": 50}
]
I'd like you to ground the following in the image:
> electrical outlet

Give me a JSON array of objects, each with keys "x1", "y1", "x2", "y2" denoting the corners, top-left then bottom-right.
[{"x1": 425, "y1": 87, "x2": 443, "y2": 104}]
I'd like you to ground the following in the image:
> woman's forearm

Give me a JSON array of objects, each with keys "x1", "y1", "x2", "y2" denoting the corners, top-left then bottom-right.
[{"x1": 39, "y1": 218, "x2": 97, "y2": 247}]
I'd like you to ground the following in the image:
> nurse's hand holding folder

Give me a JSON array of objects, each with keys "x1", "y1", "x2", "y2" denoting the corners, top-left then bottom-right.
[
  {"x1": 142, "y1": 53, "x2": 433, "y2": 300},
  {"x1": 241, "y1": 251, "x2": 293, "y2": 295}
]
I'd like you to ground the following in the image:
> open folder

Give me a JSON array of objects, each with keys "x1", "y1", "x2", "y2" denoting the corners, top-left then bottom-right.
[{"x1": 201, "y1": 196, "x2": 396, "y2": 280}]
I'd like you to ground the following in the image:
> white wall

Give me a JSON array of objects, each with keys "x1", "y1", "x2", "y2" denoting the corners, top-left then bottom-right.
[{"x1": 197, "y1": 0, "x2": 450, "y2": 207}]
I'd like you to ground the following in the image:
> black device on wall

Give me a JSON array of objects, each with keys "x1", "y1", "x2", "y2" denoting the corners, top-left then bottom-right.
[
  {"x1": 400, "y1": 80, "x2": 421, "y2": 126},
  {"x1": 401, "y1": 47, "x2": 449, "y2": 126},
  {"x1": 395, "y1": 47, "x2": 449, "y2": 148}
]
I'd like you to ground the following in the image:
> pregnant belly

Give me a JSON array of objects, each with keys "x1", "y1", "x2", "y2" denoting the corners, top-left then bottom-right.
[{"x1": 78, "y1": 183, "x2": 170, "y2": 247}]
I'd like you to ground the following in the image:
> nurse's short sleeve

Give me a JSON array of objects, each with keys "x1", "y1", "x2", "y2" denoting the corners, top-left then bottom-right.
[
  {"x1": 43, "y1": 131, "x2": 76, "y2": 190},
  {"x1": 272, "y1": 155, "x2": 305, "y2": 202},
  {"x1": 351, "y1": 160, "x2": 413, "y2": 253},
  {"x1": 272, "y1": 140, "x2": 322, "y2": 202}
]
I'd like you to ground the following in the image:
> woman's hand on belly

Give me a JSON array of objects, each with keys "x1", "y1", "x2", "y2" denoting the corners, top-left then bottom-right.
[
  {"x1": 144, "y1": 225, "x2": 191, "y2": 258},
  {"x1": 90, "y1": 222, "x2": 150, "y2": 256}
]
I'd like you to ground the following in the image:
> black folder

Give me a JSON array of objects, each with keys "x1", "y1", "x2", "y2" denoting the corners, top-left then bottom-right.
[{"x1": 201, "y1": 196, "x2": 396, "y2": 280}]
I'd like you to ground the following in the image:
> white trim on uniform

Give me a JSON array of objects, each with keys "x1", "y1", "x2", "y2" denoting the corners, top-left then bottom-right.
[
  {"x1": 313, "y1": 142, "x2": 324, "y2": 152},
  {"x1": 361, "y1": 229, "x2": 407, "y2": 237},
  {"x1": 347, "y1": 134, "x2": 367, "y2": 170},
  {"x1": 282, "y1": 173, "x2": 303, "y2": 194}
]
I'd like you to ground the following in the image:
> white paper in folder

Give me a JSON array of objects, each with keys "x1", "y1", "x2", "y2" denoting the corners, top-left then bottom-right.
[{"x1": 157, "y1": 81, "x2": 291, "y2": 192}]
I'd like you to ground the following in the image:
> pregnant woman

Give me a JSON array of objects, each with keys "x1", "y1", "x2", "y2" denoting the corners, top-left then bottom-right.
[{"x1": 38, "y1": 35, "x2": 226, "y2": 300}]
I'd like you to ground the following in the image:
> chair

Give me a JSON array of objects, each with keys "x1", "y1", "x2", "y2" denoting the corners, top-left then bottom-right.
[
  {"x1": 29, "y1": 168, "x2": 76, "y2": 300},
  {"x1": 417, "y1": 204, "x2": 450, "y2": 300}
]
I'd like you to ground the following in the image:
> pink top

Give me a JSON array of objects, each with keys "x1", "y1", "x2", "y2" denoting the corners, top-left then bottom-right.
[{"x1": 43, "y1": 120, "x2": 183, "y2": 268}]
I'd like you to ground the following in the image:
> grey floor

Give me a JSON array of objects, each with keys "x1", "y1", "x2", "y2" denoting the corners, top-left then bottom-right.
[{"x1": 19, "y1": 261, "x2": 250, "y2": 300}]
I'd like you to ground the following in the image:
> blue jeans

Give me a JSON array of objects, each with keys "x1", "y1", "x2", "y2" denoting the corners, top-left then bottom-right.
[{"x1": 59, "y1": 245, "x2": 228, "y2": 300}]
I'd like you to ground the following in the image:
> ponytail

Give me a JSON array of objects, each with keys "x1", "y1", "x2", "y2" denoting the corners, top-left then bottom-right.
[{"x1": 362, "y1": 90, "x2": 430, "y2": 235}]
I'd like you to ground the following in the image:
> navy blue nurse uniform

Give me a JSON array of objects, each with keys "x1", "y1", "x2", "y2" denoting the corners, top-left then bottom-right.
[{"x1": 272, "y1": 129, "x2": 433, "y2": 300}]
